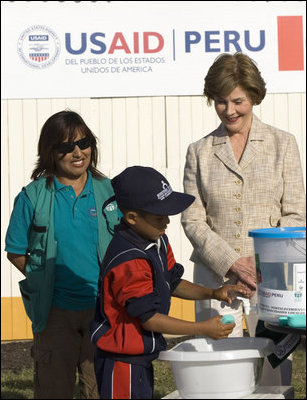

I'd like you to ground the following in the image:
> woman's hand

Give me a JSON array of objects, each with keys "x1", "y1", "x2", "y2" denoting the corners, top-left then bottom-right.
[
  {"x1": 229, "y1": 256, "x2": 257, "y2": 289},
  {"x1": 236, "y1": 280, "x2": 256, "y2": 299}
]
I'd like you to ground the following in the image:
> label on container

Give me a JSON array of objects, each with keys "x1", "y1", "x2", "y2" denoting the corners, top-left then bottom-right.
[
  {"x1": 258, "y1": 286, "x2": 306, "y2": 316},
  {"x1": 293, "y1": 263, "x2": 306, "y2": 292}
]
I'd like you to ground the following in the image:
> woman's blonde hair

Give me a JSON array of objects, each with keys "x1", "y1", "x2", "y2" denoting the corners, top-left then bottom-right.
[{"x1": 203, "y1": 52, "x2": 266, "y2": 105}]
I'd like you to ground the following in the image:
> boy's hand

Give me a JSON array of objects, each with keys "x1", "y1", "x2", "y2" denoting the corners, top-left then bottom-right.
[
  {"x1": 200, "y1": 315, "x2": 235, "y2": 339},
  {"x1": 213, "y1": 284, "x2": 248, "y2": 304}
]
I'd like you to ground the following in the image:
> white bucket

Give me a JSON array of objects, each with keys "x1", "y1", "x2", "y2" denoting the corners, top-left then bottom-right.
[
  {"x1": 248, "y1": 227, "x2": 306, "y2": 324},
  {"x1": 158, "y1": 337, "x2": 274, "y2": 399}
]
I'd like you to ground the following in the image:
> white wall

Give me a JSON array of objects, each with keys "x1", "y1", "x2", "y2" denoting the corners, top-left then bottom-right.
[{"x1": 1, "y1": 93, "x2": 306, "y2": 298}]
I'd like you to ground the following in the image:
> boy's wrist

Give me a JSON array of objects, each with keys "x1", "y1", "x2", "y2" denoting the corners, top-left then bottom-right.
[{"x1": 199, "y1": 287, "x2": 215, "y2": 300}]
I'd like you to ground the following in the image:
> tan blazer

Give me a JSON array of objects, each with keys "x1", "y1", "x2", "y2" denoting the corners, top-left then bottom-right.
[{"x1": 181, "y1": 114, "x2": 306, "y2": 281}]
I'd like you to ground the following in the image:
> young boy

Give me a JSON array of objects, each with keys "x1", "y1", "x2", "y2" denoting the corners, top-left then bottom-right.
[{"x1": 91, "y1": 166, "x2": 247, "y2": 399}]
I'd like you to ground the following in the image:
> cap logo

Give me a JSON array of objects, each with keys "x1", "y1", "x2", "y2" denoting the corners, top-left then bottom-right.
[{"x1": 157, "y1": 180, "x2": 172, "y2": 200}]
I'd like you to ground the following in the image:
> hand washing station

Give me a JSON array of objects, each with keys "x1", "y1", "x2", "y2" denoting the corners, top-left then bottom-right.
[
  {"x1": 248, "y1": 227, "x2": 306, "y2": 328},
  {"x1": 158, "y1": 337, "x2": 275, "y2": 399}
]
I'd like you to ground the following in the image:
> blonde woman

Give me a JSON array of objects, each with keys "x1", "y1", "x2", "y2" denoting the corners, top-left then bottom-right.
[{"x1": 181, "y1": 52, "x2": 305, "y2": 385}]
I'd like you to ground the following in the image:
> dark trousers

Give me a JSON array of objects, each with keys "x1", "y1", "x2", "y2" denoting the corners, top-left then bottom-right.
[{"x1": 32, "y1": 307, "x2": 99, "y2": 399}]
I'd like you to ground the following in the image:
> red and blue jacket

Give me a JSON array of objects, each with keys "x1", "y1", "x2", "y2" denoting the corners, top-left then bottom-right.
[{"x1": 90, "y1": 220, "x2": 184, "y2": 366}]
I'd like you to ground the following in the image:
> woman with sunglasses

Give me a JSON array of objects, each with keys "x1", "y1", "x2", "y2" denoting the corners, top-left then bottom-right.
[{"x1": 5, "y1": 110, "x2": 120, "y2": 399}]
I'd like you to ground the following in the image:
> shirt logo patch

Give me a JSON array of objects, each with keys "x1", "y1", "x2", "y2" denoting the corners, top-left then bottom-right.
[{"x1": 88, "y1": 208, "x2": 97, "y2": 217}]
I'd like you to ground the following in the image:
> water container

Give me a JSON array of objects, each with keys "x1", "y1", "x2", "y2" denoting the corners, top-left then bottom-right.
[{"x1": 248, "y1": 227, "x2": 306, "y2": 324}]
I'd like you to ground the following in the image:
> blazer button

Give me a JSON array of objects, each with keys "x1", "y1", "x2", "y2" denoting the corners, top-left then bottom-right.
[
  {"x1": 270, "y1": 216, "x2": 279, "y2": 226},
  {"x1": 235, "y1": 233, "x2": 241, "y2": 238}
]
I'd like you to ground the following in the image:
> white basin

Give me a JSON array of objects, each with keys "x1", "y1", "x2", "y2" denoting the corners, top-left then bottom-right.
[{"x1": 158, "y1": 337, "x2": 275, "y2": 399}]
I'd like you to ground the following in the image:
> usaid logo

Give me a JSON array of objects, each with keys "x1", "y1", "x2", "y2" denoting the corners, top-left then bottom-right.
[
  {"x1": 17, "y1": 25, "x2": 60, "y2": 69},
  {"x1": 16, "y1": 17, "x2": 303, "y2": 72}
]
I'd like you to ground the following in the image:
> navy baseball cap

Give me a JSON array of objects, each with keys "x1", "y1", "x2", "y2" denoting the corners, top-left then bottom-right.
[{"x1": 111, "y1": 166, "x2": 195, "y2": 215}]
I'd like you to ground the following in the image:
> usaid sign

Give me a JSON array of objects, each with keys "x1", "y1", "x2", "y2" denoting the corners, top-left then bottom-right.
[{"x1": 1, "y1": 1, "x2": 305, "y2": 99}]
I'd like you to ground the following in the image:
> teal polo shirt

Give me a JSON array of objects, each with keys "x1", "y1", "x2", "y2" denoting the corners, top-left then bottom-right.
[{"x1": 5, "y1": 172, "x2": 100, "y2": 310}]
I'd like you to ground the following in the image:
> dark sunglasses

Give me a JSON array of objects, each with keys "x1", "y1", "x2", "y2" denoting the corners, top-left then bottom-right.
[{"x1": 53, "y1": 137, "x2": 92, "y2": 154}]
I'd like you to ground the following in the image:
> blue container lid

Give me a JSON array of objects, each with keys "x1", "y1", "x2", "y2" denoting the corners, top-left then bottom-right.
[{"x1": 248, "y1": 227, "x2": 306, "y2": 238}]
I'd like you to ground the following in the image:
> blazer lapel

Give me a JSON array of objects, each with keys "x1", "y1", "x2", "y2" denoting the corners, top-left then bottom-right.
[
  {"x1": 213, "y1": 115, "x2": 265, "y2": 172},
  {"x1": 213, "y1": 124, "x2": 241, "y2": 174},
  {"x1": 239, "y1": 115, "x2": 265, "y2": 170}
]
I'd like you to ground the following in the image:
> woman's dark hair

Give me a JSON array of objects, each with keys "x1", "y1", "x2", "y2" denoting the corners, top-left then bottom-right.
[
  {"x1": 203, "y1": 52, "x2": 266, "y2": 106},
  {"x1": 31, "y1": 110, "x2": 105, "y2": 185}
]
